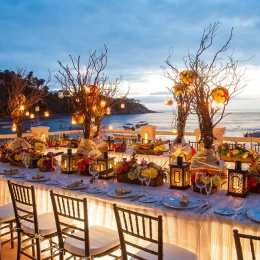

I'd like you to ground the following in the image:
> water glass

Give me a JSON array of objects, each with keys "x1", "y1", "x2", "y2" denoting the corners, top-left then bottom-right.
[
  {"x1": 144, "y1": 169, "x2": 151, "y2": 194},
  {"x1": 138, "y1": 168, "x2": 145, "y2": 193},
  {"x1": 22, "y1": 154, "x2": 30, "y2": 169},
  {"x1": 205, "y1": 176, "x2": 213, "y2": 196},
  {"x1": 89, "y1": 162, "x2": 99, "y2": 187},
  {"x1": 195, "y1": 172, "x2": 206, "y2": 195}
]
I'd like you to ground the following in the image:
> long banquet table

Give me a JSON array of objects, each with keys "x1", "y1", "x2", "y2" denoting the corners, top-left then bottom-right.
[{"x1": 0, "y1": 163, "x2": 260, "y2": 260}]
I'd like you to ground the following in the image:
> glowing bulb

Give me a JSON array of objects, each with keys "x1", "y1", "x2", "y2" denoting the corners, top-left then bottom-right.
[
  {"x1": 217, "y1": 103, "x2": 224, "y2": 109},
  {"x1": 58, "y1": 91, "x2": 64, "y2": 98},
  {"x1": 85, "y1": 86, "x2": 90, "y2": 93},
  {"x1": 11, "y1": 123, "x2": 17, "y2": 132},
  {"x1": 35, "y1": 106, "x2": 40, "y2": 112},
  {"x1": 109, "y1": 125, "x2": 113, "y2": 130},
  {"x1": 76, "y1": 98, "x2": 80, "y2": 102},
  {"x1": 106, "y1": 107, "x2": 111, "y2": 115},
  {"x1": 92, "y1": 105, "x2": 96, "y2": 111},
  {"x1": 100, "y1": 100, "x2": 106, "y2": 108},
  {"x1": 172, "y1": 128, "x2": 177, "y2": 134},
  {"x1": 44, "y1": 111, "x2": 49, "y2": 117},
  {"x1": 20, "y1": 105, "x2": 25, "y2": 111},
  {"x1": 72, "y1": 118, "x2": 76, "y2": 125},
  {"x1": 30, "y1": 114, "x2": 35, "y2": 119},
  {"x1": 121, "y1": 103, "x2": 125, "y2": 109},
  {"x1": 164, "y1": 99, "x2": 173, "y2": 106},
  {"x1": 25, "y1": 111, "x2": 29, "y2": 116}
]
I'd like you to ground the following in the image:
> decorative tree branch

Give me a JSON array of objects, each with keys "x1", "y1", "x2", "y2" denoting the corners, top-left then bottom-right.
[
  {"x1": 55, "y1": 45, "x2": 129, "y2": 139},
  {"x1": 0, "y1": 68, "x2": 49, "y2": 137}
]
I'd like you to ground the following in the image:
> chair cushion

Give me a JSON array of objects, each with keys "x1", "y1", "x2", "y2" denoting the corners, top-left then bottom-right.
[
  {"x1": 131, "y1": 242, "x2": 197, "y2": 260},
  {"x1": 0, "y1": 203, "x2": 15, "y2": 223},
  {"x1": 64, "y1": 225, "x2": 120, "y2": 257},
  {"x1": 21, "y1": 213, "x2": 57, "y2": 236}
]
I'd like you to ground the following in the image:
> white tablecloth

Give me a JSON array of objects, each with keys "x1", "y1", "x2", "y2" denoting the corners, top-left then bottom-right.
[{"x1": 0, "y1": 163, "x2": 260, "y2": 260}]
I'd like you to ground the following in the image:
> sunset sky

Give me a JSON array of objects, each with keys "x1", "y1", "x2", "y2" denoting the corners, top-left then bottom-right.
[{"x1": 1, "y1": 0, "x2": 260, "y2": 111}]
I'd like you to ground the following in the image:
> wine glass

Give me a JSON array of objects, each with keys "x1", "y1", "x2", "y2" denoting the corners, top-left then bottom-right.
[
  {"x1": 205, "y1": 176, "x2": 213, "y2": 196},
  {"x1": 22, "y1": 154, "x2": 30, "y2": 169},
  {"x1": 52, "y1": 157, "x2": 61, "y2": 181},
  {"x1": 144, "y1": 169, "x2": 151, "y2": 194},
  {"x1": 138, "y1": 167, "x2": 146, "y2": 193},
  {"x1": 195, "y1": 172, "x2": 206, "y2": 195},
  {"x1": 89, "y1": 162, "x2": 99, "y2": 187}
]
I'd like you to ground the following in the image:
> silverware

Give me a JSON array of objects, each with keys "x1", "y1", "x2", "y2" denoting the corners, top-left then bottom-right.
[
  {"x1": 196, "y1": 204, "x2": 208, "y2": 213},
  {"x1": 200, "y1": 205, "x2": 211, "y2": 214},
  {"x1": 130, "y1": 195, "x2": 144, "y2": 202}
]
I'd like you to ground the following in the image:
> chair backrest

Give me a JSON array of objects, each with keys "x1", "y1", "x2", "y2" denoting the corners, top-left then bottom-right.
[
  {"x1": 49, "y1": 190, "x2": 90, "y2": 257},
  {"x1": 7, "y1": 180, "x2": 39, "y2": 235},
  {"x1": 233, "y1": 229, "x2": 260, "y2": 260},
  {"x1": 113, "y1": 203, "x2": 163, "y2": 260}
]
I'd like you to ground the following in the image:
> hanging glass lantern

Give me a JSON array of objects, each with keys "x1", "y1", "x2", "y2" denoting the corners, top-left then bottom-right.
[
  {"x1": 30, "y1": 114, "x2": 35, "y2": 119},
  {"x1": 44, "y1": 111, "x2": 50, "y2": 117},
  {"x1": 106, "y1": 107, "x2": 111, "y2": 115},
  {"x1": 58, "y1": 91, "x2": 64, "y2": 98},
  {"x1": 100, "y1": 100, "x2": 106, "y2": 108},
  {"x1": 25, "y1": 111, "x2": 30, "y2": 116},
  {"x1": 121, "y1": 103, "x2": 125, "y2": 109},
  {"x1": 35, "y1": 106, "x2": 40, "y2": 112},
  {"x1": 20, "y1": 105, "x2": 25, "y2": 111},
  {"x1": 11, "y1": 123, "x2": 17, "y2": 132},
  {"x1": 71, "y1": 118, "x2": 76, "y2": 125},
  {"x1": 76, "y1": 98, "x2": 80, "y2": 102},
  {"x1": 85, "y1": 86, "x2": 90, "y2": 94}
]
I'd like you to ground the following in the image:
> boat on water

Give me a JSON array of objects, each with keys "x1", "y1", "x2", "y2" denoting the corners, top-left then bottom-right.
[
  {"x1": 135, "y1": 120, "x2": 148, "y2": 128},
  {"x1": 123, "y1": 123, "x2": 135, "y2": 130},
  {"x1": 30, "y1": 121, "x2": 43, "y2": 127},
  {"x1": 244, "y1": 131, "x2": 260, "y2": 137},
  {"x1": 59, "y1": 125, "x2": 70, "y2": 129}
]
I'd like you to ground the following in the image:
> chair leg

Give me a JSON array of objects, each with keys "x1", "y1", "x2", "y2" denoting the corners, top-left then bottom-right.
[
  {"x1": 32, "y1": 238, "x2": 35, "y2": 257},
  {"x1": 36, "y1": 238, "x2": 41, "y2": 260},
  {"x1": 10, "y1": 222, "x2": 14, "y2": 249},
  {"x1": 16, "y1": 231, "x2": 22, "y2": 260},
  {"x1": 49, "y1": 238, "x2": 54, "y2": 260}
]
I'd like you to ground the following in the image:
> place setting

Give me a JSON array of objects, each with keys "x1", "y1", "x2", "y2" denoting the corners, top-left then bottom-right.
[
  {"x1": 26, "y1": 173, "x2": 51, "y2": 182},
  {"x1": 61, "y1": 179, "x2": 88, "y2": 190},
  {"x1": 0, "y1": 167, "x2": 20, "y2": 176},
  {"x1": 107, "y1": 187, "x2": 139, "y2": 198},
  {"x1": 163, "y1": 195, "x2": 199, "y2": 210}
]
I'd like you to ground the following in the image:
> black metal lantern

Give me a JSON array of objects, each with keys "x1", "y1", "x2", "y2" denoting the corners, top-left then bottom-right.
[
  {"x1": 105, "y1": 136, "x2": 114, "y2": 151},
  {"x1": 97, "y1": 157, "x2": 115, "y2": 180},
  {"x1": 61, "y1": 148, "x2": 78, "y2": 174},
  {"x1": 227, "y1": 165, "x2": 249, "y2": 198},
  {"x1": 169, "y1": 160, "x2": 191, "y2": 190}
]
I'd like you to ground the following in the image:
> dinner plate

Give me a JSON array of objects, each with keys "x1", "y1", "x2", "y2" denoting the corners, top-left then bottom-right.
[
  {"x1": 26, "y1": 176, "x2": 51, "y2": 182},
  {"x1": 0, "y1": 170, "x2": 20, "y2": 175},
  {"x1": 85, "y1": 188, "x2": 103, "y2": 194},
  {"x1": 163, "y1": 198, "x2": 198, "y2": 210},
  {"x1": 61, "y1": 183, "x2": 88, "y2": 190},
  {"x1": 107, "y1": 189, "x2": 138, "y2": 198},
  {"x1": 247, "y1": 209, "x2": 260, "y2": 222},
  {"x1": 12, "y1": 174, "x2": 26, "y2": 179},
  {"x1": 214, "y1": 207, "x2": 235, "y2": 216},
  {"x1": 45, "y1": 180, "x2": 60, "y2": 186},
  {"x1": 139, "y1": 196, "x2": 158, "y2": 203}
]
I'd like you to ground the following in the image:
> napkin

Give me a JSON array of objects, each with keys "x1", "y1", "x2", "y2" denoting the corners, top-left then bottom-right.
[
  {"x1": 32, "y1": 173, "x2": 45, "y2": 180},
  {"x1": 115, "y1": 188, "x2": 132, "y2": 195},
  {"x1": 4, "y1": 168, "x2": 19, "y2": 173},
  {"x1": 179, "y1": 195, "x2": 190, "y2": 206},
  {"x1": 67, "y1": 180, "x2": 83, "y2": 188}
]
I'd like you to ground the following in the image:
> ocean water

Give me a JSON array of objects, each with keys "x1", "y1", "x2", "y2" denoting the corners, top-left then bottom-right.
[{"x1": 0, "y1": 109, "x2": 259, "y2": 138}]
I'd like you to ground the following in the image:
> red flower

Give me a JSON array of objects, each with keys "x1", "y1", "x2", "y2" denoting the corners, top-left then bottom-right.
[
  {"x1": 249, "y1": 177, "x2": 258, "y2": 187},
  {"x1": 122, "y1": 164, "x2": 129, "y2": 171}
]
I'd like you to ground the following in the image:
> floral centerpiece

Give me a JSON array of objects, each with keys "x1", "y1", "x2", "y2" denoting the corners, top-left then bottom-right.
[
  {"x1": 248, "y1": 160, "x2": 260, "y2": 193},
  {"x1": 179, "y1": 70, "x2": 196, "y2": 86},
  {"x1": 191, "y1": 169, "x2": 223, "y2": 194},
  {"x1": 112, "y1": 142, "x2": 127, "y2": 152},
  {"x1": 76, "y1": 154, "x2": 97, "y2": 176},
  {"x1": 37, "y1": 152, "x2": 57, "y2": 172},
  {"x1": 130, "y1": 139, "x2": 167, "y2": 156},
  {"x1": 114, "y1": 152, "x2": 165, "y2": 186},
  {"x1": 216, "y1": 143, "x2": 257, "y2": 163}
]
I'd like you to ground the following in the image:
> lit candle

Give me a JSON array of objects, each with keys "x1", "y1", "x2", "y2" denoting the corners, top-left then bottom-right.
[{"x1": 100, "y1": 100, "x2": 106, "y2": 108}]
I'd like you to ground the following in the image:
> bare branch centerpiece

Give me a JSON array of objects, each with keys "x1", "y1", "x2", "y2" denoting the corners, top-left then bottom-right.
[{"x1": 55, "y1": 45, "x2": 129, "y2": 157}]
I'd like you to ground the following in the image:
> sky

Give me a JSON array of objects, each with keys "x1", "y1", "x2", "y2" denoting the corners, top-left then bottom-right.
[{"x1": 0, "y1": 0, "x2": 260, "y2": 111}]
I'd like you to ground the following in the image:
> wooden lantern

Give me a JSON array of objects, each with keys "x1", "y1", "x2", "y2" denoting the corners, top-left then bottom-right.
[
  {"x1": 61, "y1": 148, "x2": 78, "y2": 174},
  {"x1": 227, "y1": 165, "x2": 249, "y2": 198},
  {"x1": 169, "y1": 160, "x2": 191, "y2": 190},
  {"x1": 97, "y1": 157, "x2": 115, "y2": 180}
]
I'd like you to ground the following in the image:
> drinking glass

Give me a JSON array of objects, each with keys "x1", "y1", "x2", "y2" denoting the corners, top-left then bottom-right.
[
  {"x1": 195, "y1": 172, "x2": 206, "y2": 195},
  {"x1": 22, "y1": 154, "x2": 30, "y2": 169},
  {"x1": 144, "y1": 169, "x2": 151, "y2": 194},
  {"x1": 89, "y1": 162, "x2": 99, "y2": 187},
  {"x1": 205, "y1": 176, "x2": 213, "y2": 196},
  {"x1": 138, "y1": 167, "x2": 145, "y2": 193},
  {"x1": 52, "y1": 157, "x2": 61, "y2": 180}
]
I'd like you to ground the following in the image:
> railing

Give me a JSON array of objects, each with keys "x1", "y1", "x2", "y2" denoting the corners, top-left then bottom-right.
[{"x1": 1, "y1": 129, "x2": 260, "y2": 150}]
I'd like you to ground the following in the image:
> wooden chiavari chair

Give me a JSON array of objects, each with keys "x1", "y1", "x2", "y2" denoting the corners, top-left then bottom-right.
[{"x1": 113, "y1": 204, "x2": 197, "y2": 260}]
